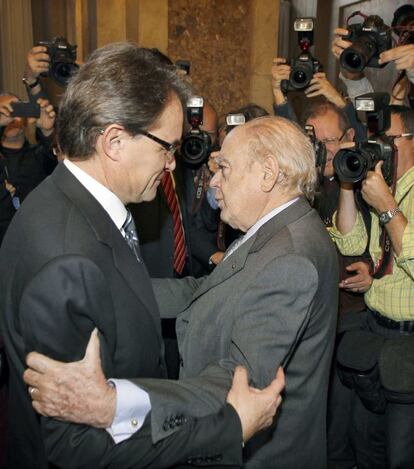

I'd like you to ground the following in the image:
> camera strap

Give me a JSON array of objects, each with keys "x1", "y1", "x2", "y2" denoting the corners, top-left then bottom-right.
[{"x1": 191, "y1": 164, "x2": 210, "y2": 215}]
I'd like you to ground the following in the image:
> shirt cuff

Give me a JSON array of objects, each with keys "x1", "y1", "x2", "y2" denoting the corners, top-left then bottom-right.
[{"x1": 105, "y1": 379, "x2": 151, "y2": 444}]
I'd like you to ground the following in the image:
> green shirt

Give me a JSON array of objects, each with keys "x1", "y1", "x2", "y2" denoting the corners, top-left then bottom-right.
[{"x1": 330, "y1": 166, "x2": 414, "y2": 321}]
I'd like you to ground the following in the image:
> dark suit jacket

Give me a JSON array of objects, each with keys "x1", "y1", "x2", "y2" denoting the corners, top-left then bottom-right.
[
  {"x1": 129, "y1": 160, "x2": 219, "y2": 279},
  {"x1": 0, "y1": 163, "x2": 242, "y2": 468},
  {"x1": 147, "y1": 198, "x2": 338, "y2": 468}
]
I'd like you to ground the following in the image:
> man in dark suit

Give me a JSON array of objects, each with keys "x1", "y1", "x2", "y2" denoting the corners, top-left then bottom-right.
[
  {"x1": 25, "y1": 116, "x2": 338, "y2": 468},
  {"x1": 0, "y1": 43, "x2": 283, "y2": 468}
]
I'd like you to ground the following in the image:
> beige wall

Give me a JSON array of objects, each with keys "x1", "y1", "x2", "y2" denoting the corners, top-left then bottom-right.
[{"x1": 3, "y1": 0, "x2": 280, "y2": 115}]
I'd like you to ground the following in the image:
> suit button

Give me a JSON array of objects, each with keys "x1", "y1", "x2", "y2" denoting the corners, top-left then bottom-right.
[
  {"x1": 163, "y1": 421, "x2": 169, "y2": 431},
  {"x1": 169, "y1": 416, "x2": 176, "y2": 428}
]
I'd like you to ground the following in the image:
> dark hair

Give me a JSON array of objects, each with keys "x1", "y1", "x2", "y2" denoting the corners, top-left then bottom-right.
[
  {"x1": 389, "y1": 105, "x2": 414, "y2": 137},
  {"x1": 302, "y1": 100, "x2": 351, "y2": 133},
  {"x1": 57, "y1": 43, "x2": 191, "y2": 159}
]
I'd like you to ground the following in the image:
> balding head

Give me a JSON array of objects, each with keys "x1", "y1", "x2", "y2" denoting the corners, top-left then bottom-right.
[{"x1": 201, "y1": 100, "x2": 218, "y2": 145}]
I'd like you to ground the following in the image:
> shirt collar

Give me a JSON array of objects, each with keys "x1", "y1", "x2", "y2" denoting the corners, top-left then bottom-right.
[
  {"x1": 242, "y1": 196, "x2": 300, "y2": 245},
  {"x1": 63, "y1": 159, "x2": 127, "y2": 231}
]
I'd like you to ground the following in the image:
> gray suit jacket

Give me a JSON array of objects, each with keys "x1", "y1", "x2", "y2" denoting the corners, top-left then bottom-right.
[{"x1": 142, "y1": 197, "x2": 338, "y2": 468}]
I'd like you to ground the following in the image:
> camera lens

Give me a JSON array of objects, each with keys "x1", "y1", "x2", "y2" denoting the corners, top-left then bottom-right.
[
  {"x1": 346, "y1": 155, "x2": 361, "y2": 172},
  {"x1": 344, "y1": 52, "x2": 362, "y2": 70},
  {"x1": 293, "y1": 70, "x2": 307, "y2": 84},
  {"x1": 181, "y1": 132, "x2": 211, "y2": 167},
  {"x1": 52, "y1": 62, "x2": 79, "y2": 87},
  {"x1": 290, "y1": 66, "x2": 311, "y2": 89},
  {"x1": 333, "y1": 149, "x2": 367, "y2": 183}
]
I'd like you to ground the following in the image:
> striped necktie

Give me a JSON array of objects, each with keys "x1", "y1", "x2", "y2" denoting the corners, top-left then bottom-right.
[
  {"x1": 122, "y1": 210, "x2": 141, "y2": 262},
  {"x1": 161, "y1": 172, "x2": 187, "y2": 275}
]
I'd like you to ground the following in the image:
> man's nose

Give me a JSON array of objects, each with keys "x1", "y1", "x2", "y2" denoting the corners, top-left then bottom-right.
[{"x1": 210, "y1": 170, "x2": 220, "y2": 188}]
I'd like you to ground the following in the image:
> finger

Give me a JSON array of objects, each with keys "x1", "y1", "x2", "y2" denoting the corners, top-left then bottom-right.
[
  {"x1": 305, "y1": 90, "x2": 322, "y2": 98},
  {"x1": 23, "y1": 368, "x2": 43, "y2": 387},
  {"x1": 334, "y1": 28, "x2": 349, "y2": 36},
  {"x1": 26, "y1": 351, "x2": 62, "y2": 374},
  {"x1": 345, "y1": 263, "x2": 357, "y2": 271},
  {"x1": 83, "y1": 328, "x2": 101, "y2": 368},
  {"x1": 30, "y1": 45, "x2": 48, "y2": 54},
  {"x1": 232, "y1": 366, "x2": 249, "y2": 389},
  {"x1": 313, "y1": 72, "x2": 326, "y2": 79},
  {"x1": 268, "y1": 367, "x2": 285, "y2": 395},
  {"x1": 32, "y1": 400, "x2": 48, "y2": 417},
  {"x1": 374, "y1": 161, "x2": 383, "y2": 173},
  {"x1": 272, "y1": 57, "x2": 287, "y2": 65}
]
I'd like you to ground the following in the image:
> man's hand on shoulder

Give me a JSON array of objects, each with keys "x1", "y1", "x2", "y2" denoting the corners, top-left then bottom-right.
[
  {"x1": 23, "y1": 329, "x2": 116, "y2": 428},
  {"x1": 226, "y1": 366, "x2": 285, "y2": 443}
]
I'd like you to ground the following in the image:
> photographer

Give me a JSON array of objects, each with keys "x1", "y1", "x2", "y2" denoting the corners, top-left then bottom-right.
[
  {"x1": 0, "y1": 94, "x2": 56, "y2": 244},
  {"x1": 330, "y1": 105, "x2": 414, "y2": 468},
  {"x1": 332, "y1": 4, "x2": 414, "y2": 107}
]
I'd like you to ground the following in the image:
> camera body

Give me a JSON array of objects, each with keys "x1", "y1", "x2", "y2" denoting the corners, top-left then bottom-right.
[
  {"x1": 10, "y1": 101, "x2": 40, "y2": 119},
  {"x1": 281, "y1": 18, "x2": 323, "y2": 93},
  {"x1": 333, "y1": 93, "x2": 395, "y2": 185},
  {"x1": 38, "y1": 37, "x2": 79, "y2": 87},
  {"x1": 340, "y1": 15, "x2": 392, "y2": 72},
  {"x1": 181, "y1": 96, "x2": 212, "y2": 167}
]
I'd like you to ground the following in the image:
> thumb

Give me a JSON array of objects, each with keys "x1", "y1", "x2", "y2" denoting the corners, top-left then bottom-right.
[
  {"x1": 270, "y1": 367, "x2": 285, "y2": 394},
  {"x1": 345, "y1": 263, "x2": 357, "y2": 271},
  {"x1": 83, "y1": 328, "x2": 101, "y2": 369},
  {"x1": 375, "y1": 161, "x2": 383, "y2": 174},
  {"x1": 232, "y1": 366, "x2": 249, "y2": 389}
]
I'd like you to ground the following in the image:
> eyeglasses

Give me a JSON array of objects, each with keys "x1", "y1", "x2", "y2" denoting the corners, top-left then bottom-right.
[
  {"x1": 135, "y1": 130, "x2": 178, "y2": 162},
  {"x1": 388, "y1": 133, "x2": 414, "y2": 142},
  {"x1": 320, "y1": 128, "x2": 349, "y2": 146},
  {"x1": 98, "y1": 127, "x2": 177, "y2": 162}
]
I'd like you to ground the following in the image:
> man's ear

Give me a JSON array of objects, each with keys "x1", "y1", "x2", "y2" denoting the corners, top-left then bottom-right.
[
  {"x1": 261, "y1": 155, "x2": 279, "y2": 192},
  {"x1": 98, "y1": 124, "x2": 127, "y2": 161}
]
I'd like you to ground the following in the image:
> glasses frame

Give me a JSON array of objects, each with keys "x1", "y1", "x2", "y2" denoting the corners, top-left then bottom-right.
[
  {"x1": 388, "y1": 132, "x2": 414, "y2": 142},
  {"x1": 320, "y1": 128, "x2": 350, "y2": 146},
  {"x1": 135, "y1": 130, "x2": 177, "y2": 159}
]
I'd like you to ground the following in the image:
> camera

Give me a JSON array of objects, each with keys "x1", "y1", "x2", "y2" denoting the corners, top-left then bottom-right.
[
  {"x1": 38, "y1": 37, "x2": 79, "y2": 87},
  {"x1": 340, "y1": 14, "x2": 392, "y2": 72},
  {"x1": 281, "y1": 18, "x2": 323, "y2": 93},
  {"x1": 334, "y1": 93, "x2": 395, "y2": 185},
  {"x1": 10, "y1": 101, "x2": 40, "y2": 119},
  {"x1": 181, "y1": 96, "x2": 212, "y2": 167}
]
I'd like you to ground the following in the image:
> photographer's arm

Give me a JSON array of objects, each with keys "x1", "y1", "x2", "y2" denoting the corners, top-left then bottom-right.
[
  {"x1": 336, "y1": 182, "x2": 359, "y2": 235},
  {"x1": 271, "y1": 57, "x2": 290, "y2": 106},
  {"x1": 24, "y1": 46, "x2": 49, "y2": 100},
  {"x1": 361, "y1": 162, "x2": 407, "y2": 256}
]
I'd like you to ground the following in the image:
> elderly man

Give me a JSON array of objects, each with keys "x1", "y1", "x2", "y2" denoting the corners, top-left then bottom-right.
[
  {"x1": 0, "y1": 43, "x2": 283, "y2": 469},
  {"x1": 25, "y1": 114, "x2": 338, "y2": 468}
]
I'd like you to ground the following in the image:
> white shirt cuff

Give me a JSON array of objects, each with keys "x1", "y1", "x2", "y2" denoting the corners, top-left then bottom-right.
[{"x1": 105, "y1": 379, "x2": 151, "y2": 444}]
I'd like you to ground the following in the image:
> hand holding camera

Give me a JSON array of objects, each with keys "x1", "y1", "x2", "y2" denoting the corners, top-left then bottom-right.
[
  {"x1": 271, "y1": 57, "x2": 291, "y2": 104},
  {"x1": 0, "y1": 95, "x2": 18, "y2": 127},
  {"x1": 379, "y1": 44, "x2": 414, "y2": 73},
  {"x1": 304, "y1": 72, "x2": 346, "y2": 107},
  {"x1": 36, "y1": 98, "x2": 56, "y2": 137},
  {"x1": 360, "y1": 160, "x2": 395, "y2": 214},
  {"x1": 24, "y1": 45, "x2": 50, "y2": 83}
]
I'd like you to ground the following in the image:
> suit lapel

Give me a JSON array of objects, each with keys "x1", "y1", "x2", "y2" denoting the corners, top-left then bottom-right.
[
  {"x1": 51, "y1": 164, "x2": 161, "y2": 333},
  {"x1": 189, "y1": 197, "x2": 313, "y2": 303}
]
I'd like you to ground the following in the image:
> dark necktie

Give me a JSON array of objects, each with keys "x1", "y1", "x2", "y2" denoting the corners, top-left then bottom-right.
[
  {"x1": 161, "y1": 172, "x2": 187, "y2": 275},
  {"x1": 122, "y1": 210, "x2": 141, "y2": 262}
]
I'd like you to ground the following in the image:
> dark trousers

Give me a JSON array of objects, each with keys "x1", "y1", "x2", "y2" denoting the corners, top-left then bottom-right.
[{"x1": 350, "y1": 312, "x2": 414, "y2": 469}]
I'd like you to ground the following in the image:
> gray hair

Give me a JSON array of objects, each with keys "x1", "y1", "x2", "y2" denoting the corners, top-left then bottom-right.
[{"x1": 244, "y1": 116, "x2": 317, "y2": 200}]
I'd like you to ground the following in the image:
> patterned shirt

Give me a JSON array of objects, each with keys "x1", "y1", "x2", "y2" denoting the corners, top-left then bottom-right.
[{"x1": 329, "y1": 166, "x2": 414, "y2": 321}]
